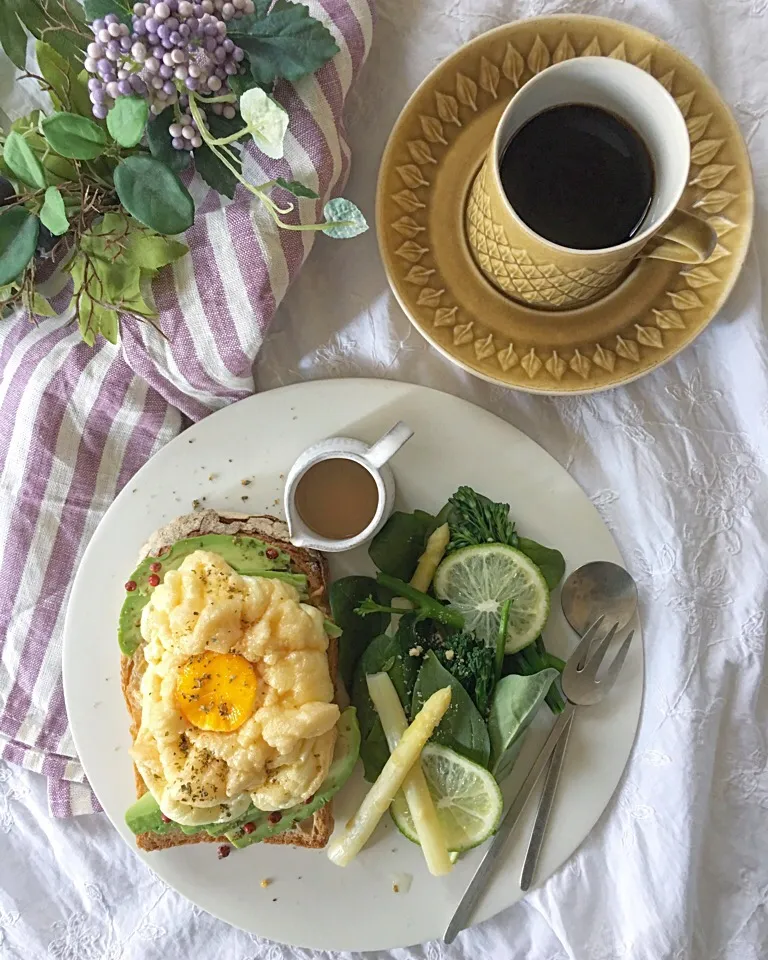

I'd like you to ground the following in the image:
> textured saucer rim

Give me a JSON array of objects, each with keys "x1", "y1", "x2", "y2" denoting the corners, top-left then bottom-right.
[{"x1": 376, "y1": 14, "x2": 755, "y2": 395}]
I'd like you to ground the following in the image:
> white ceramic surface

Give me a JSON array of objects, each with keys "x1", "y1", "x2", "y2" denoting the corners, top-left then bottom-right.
[
  {"x1": 493, "y1": 57, "x2": 691, "y2": 256},
  {"x1": 284, "y1": 420, "x2": 413, "y2": 552},
  {"x1": 62, "y1": 379, "x2": 644, "y2": 952}
]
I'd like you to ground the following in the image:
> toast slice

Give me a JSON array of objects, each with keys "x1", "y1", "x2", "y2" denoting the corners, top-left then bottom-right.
[{"x1": 121, "y1": 509, "x2": 337, "y2": 852}]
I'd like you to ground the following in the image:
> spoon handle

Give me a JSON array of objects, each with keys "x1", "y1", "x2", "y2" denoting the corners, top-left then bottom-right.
[{"x1": 520, "y1": 709, "x2": 573, "y2": 891}]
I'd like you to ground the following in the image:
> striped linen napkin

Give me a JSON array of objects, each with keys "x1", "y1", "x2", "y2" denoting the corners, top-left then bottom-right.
[{"x1": 0, "y1": 0, "x2": 373, "y2": 817}]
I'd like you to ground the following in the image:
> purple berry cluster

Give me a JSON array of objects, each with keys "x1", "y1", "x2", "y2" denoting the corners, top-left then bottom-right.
[
  {"x1": 84, "y1": 0, "x2": 252, "y2": 149},
  {"x1": 85, "y1": 14, "x2": 146, "y2": 116}
]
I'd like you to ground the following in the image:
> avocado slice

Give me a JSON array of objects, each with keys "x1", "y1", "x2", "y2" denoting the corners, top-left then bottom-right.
[
  {"x1": 118, "y1": 534, "x2": 307, "y2": 656},
  {"x1": 125, "y1": 707, "x2": 360, "y2": 845}
]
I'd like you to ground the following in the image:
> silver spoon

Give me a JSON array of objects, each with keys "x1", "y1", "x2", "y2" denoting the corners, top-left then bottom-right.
[{"x1": 519, "y1": 561, "x2": 638, "y2": 891}]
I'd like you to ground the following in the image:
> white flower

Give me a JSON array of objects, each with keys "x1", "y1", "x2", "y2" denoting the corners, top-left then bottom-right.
[{"x1": 239, "y1": 87, "x2": 289, "y2": 160}]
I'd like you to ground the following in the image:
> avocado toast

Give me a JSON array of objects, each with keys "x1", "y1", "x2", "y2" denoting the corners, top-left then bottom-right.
[{"x1": 119, "y1": 509, "x2": 359, "y2": 852}]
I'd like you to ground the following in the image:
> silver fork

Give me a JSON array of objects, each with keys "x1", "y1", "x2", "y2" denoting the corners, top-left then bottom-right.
[
  {"x1": 443, "y1": 616, "x2": 635, "y2": 944},
  {"x1": 520, "y1": 617, "x2": 624, "y2": 891}
]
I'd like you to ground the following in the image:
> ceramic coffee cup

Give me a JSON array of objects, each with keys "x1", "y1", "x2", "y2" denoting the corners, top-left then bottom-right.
[
  {"x1": 284, "y1": 421, "x2": 414, "y2": 553},
  {"x1": 466, "y1": 57, "x2": 717, "y2": 309}
]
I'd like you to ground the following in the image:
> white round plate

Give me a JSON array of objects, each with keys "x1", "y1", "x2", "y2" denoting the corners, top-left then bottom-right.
[{"x1": 63, "y1": 379, "x2": 643, "y2": 951}]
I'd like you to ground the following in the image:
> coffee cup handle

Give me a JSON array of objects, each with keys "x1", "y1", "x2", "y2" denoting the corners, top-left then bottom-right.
[
  {"x1": 364, "y1": 421, "x2": 414, "y2": 469},
  {"x1": 639, "y1": 208, "x2": 717, "y2": 265}
]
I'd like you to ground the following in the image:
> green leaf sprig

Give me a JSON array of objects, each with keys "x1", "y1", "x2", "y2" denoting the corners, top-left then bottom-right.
[
  {"x1": 228, "y1": 1, "x2": 340, "y2": 87},
  {"x1": 0, "y1": 0, "x2": 87, "y2": 71},
  {"x1": 66, "y1": 211, "x2": 188, "y2": 345},
  {"x1": 0, "y1": 0, "x2": 367, "y2": 345}
]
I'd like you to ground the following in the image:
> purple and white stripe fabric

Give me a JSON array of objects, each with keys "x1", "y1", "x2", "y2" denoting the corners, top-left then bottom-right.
[{"x1": 0, "y1": 0, "x2": 374, "y2": 817}]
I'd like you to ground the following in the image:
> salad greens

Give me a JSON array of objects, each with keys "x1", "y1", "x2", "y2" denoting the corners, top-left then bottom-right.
[
  {"x1": 352, "y1": 624, "x2": 418, "y2": 781},
  {"x1": 329, "y1": 575, "x2": 390, "y2": 691},
  {"x1": 447, "y1": 486, "x2": 517, "y2": 552},
  {"x1": 409, "y1": 620, "x2": 497, "y2": 717},
  {"x1": 504, "y1": 637, "x2": 566, "y2": 714},
  {"x1": 337, "y1": 484, "x2": 567, "y2": 790},
  {"x1": 445, "y1": 486, "x2": 566, "y2": 591},
  {"x1": 356, "y1": 573, "x2": 465, "y2": 629},
  {"x1": 516, "y1": 538, "x2": 566, "y2": 592},
  {"x1": 412, "y1": 651, "x2": 490, "y2": 768},
  {"x1": 488, "y1": 670, "x2": 559, "y2": 781},
  {"x1": 368, "y1": 509, "x2": 436, "y2": 581}
]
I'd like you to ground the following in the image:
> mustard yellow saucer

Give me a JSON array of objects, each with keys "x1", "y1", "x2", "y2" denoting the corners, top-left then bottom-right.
[{"x1": 376, "y1": 15, "x2": 754, "y2": 394}]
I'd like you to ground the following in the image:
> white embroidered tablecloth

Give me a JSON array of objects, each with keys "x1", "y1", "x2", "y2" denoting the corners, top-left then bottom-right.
[{"x1": 1, "y1": 0, "x2": 767, "y2": 958}]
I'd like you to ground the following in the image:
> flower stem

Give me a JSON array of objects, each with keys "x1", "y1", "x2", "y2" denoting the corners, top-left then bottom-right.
[
  {"x1": 188, "y1": 93, "x2": 338, "y2": 233},
  {"x1": 194, "y1": 92, "x2": 237, "y2": 104}
]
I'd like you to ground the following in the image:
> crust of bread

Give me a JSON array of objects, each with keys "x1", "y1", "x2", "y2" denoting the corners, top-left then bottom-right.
[{"x1": 121, "y1": 510, "x2": 336, "y2": 852}]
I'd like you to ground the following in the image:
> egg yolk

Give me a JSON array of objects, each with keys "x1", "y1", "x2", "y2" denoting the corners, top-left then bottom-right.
[{"x1": 175, "y1": 650, "x2": 259, "y2": 732}]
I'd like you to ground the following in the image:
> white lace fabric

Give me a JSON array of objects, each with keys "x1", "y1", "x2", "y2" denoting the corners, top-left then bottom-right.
[{"x1": 1, "y1": 0, "x2": 767, "y2": 958}]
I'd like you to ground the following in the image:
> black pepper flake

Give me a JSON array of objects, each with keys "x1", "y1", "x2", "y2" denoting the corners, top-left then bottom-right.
[
  {"x1": 241, "y1": 495, "x2": 249, "y2": 502},
  {"x1": 192, "y1": 499, "x2": 200, "y2": 509}
]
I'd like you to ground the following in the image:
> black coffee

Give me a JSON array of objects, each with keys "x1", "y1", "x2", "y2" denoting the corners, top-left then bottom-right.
[{"x1": 499, "y1": 103, "x2": 654, "y2": 250}]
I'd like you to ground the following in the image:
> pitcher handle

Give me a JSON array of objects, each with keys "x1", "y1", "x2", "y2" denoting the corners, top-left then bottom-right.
[{"x1": 364, "y1": 421, "x2": 414, "y2": 469}]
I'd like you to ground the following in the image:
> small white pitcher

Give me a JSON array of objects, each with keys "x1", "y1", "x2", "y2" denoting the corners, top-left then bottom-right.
[{"x1": 284, "y1": 421, "x2": 414, "y2": 553}]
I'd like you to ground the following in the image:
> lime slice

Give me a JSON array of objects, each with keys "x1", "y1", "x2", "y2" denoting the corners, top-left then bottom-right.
[
  {"x1": 391, "y1": 743, "x2": 503, "y2": 852},
  {"x1": 434, "y1": 544, "x2": 549, "y2": 652}
]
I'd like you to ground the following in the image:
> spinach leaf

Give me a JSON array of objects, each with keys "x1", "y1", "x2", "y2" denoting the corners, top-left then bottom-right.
[
  {"x1": 503, "y1": 638, "x2": 566, "y2": 714},
  {"x1": 329, "y1": 575, "x2": 389, "y2": 691},
  {"x1": 412, "y1": 651, "x2": 490, "y2": 768},
  {"x1": 516, "y1": 537, "x2": 566, "y2": 591},
  {"x1": 369, "y1": 509, "x2": 434, "y2": 580},
  {"x1": 351, "y1": 629, "x2": 418, "y2": 782},
  {"x1": 358, "y1": 720, "x2": 389, "y2": 783},
  {"x1": 412, "y1": 619, "x2": 497, "y2": 717},
  {"x1": 488, "y1": 669, "x2": 558, "y2": 782},
  {"x1": 428, "y1": 502, "x2": 454, "y2": 536}
]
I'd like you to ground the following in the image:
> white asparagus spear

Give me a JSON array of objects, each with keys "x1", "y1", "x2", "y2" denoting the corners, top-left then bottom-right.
[
  {"x1": 327, "y1": 686, "x2": 452, "y2": 867},
  {"x1": 410, "y1": 523, "x2": 450, "y2": 593},
  {"x1": 366, "y1": 672, "x2": 453, "y2": 876}
]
